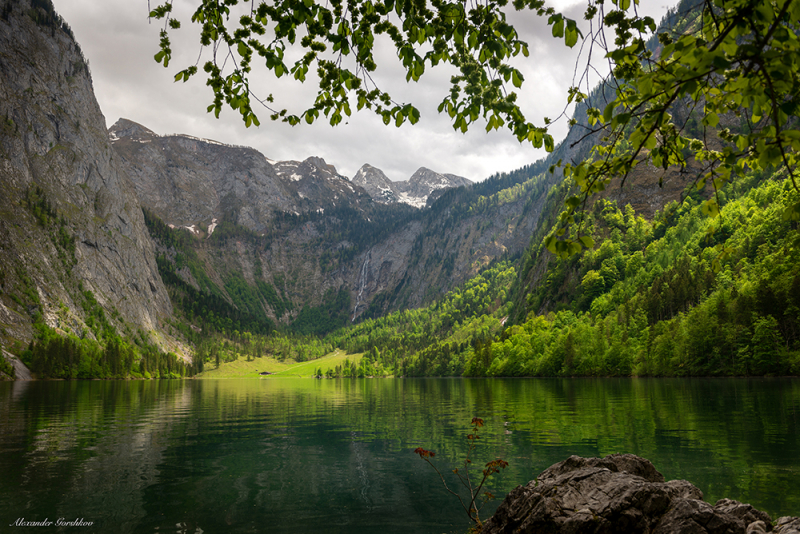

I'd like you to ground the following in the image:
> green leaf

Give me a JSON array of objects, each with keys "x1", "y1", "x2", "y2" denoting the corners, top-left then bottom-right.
[
  {"x1": 612, "y1": 113, "x2": 631, "y2": 128},
  {"x1": 603, "y1": 102, "x2": 615, "y2": 123},
  {"x1": 544, "y1": 234, "x2": 557, "y2": 254},
  {"x1": 783, "y1": 202, "x2": 800, "y2": 221},
  {"x1": 701, "y1": 199, "x2": 720, "y2": 218},
  {"x1": 704, "y1": 112, "x2": 719, "y2": 128},
  {"x1": 639, "y1": 76, "x2": 653, "y2": 95},
  {"x1": 565, "y1": 20, "x2": 579, "y2": 48},
  {"x1": 551, "y1": 16, "x2": 564, "y2": 39},
  {"x1": 511, "y1": 70, "x2": 523, "y2": 88}
]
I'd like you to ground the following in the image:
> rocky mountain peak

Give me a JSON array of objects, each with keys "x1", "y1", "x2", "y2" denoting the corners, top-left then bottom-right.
[
  {"x1": 306, "y1": 156, "x2": 339, "y2": 175},
  {"x1": 273, "y1": 156, "x2": 342, "y2": 183},
  {"x1": 352, "y1": 164, "x2": 396, "y2": 203},
  {"x1": 351, "y1": 165, "x2": 471, "y2": 208},
  {"x1": 111, "y1": 120, "x2": 374, "y2": 235},
  {"x1": 108, "y1": 118, "x2": 157, "y2": 142},
  {"x1": 407, "y1": 167, "x2": 472, "y2": 189}
]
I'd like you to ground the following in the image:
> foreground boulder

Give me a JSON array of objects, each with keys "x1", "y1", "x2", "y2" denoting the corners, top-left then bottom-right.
[{"x1": 482, "y1": 454, "x2": 800, "y2": 534}]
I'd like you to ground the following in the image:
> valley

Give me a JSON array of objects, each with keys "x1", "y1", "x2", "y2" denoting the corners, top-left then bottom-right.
[
  {"x1": 0, "y1": 0, "x2": 798, "y2": 382},
  {"x1": 2, "y1": 0, "x2": 800, "y2": 532}
]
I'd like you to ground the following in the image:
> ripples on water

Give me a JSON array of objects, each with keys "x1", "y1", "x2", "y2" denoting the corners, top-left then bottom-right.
[{"x1": 1, "y1": 378, "x2": 798, "y2": 533}]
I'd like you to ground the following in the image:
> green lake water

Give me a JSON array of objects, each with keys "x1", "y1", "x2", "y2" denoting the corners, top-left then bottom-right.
[{"x1": 1, "y1": 378, "x2": 798, "y2": 533}]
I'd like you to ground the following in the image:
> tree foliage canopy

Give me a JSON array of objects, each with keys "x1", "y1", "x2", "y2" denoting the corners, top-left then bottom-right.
[
  {"x1": 550, "y1": 0, "x2": 800, "y2": 257},
  {"x1": 149, "y1": 0, "x2": 800, "y2": 256}
]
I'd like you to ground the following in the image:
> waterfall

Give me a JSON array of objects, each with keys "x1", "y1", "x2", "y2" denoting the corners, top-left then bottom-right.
[{"x1": 352, "y1": 250, "x2": 371, "y2": 321}]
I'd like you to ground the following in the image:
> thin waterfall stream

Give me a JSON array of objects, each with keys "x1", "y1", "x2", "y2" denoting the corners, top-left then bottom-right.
[{"x1": 353, "y1": 250, "x2": 371, "y2": 321}]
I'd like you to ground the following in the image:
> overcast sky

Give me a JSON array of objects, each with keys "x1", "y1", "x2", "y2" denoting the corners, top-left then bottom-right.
[{"x1": 54, "y1": 1, "x2": 670, "y2": 183}]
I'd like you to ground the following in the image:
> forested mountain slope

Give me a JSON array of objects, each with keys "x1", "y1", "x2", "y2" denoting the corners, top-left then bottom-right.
[
  {"x1": 485, "y1": 172, "x2": 800, "y2": 377},
  {"x1": 319, "y1": 170, "x2": 799, "y2": 378},
  {"x1": 293, "y1": 0, "x2": 800, "y2": 378}
]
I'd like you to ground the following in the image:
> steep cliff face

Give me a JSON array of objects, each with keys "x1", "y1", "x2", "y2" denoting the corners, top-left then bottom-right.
[
  {"x1": 110, "y1": 118, "x2": 395, "y2": 327},
  {"x1": 0, "y1": 1, "x2": 173, "y2": 350},
  {"x1": 353, "y1": 174, "x2": 551, "y2": 318}
]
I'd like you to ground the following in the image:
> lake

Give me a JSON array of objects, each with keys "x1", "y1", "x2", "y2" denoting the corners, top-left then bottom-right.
[{"x1": 1, "y1": 378, "x2": 798, "y2": 533}]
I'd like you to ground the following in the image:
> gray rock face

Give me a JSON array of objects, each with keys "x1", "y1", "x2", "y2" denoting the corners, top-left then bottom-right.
[
  {"x1": 352, "y1": 164, "x2": 397, "y2": 203},
  {"x1": 109, "y1": 116, "x2": 503, "y2": 323},
  {"x1": 482, "y1": 454, "x2": 787, "y2": 534},
  {"x1": 110, "y1": 118, "x2": 294, "y2": 233},
  {"x1": 2, "y1": 348, "x2": 30, "y2": 380},
  {"x1": 111, "y1": 119, "x2": 375, "y2": 234},
  {"x1": 775, "y1": 517, "x2": 800, "y2": 534},
  {"x1": 0, "y1": 1, "x2": 173, "y2": 348}
]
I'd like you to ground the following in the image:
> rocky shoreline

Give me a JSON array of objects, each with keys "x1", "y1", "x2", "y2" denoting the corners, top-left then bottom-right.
[{"x1": 483, "y1": 454, "x2": 800, "y2": 534}]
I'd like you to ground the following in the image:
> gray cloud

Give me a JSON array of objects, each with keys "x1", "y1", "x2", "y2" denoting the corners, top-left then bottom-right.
[{"x1": 54, "y1": 0, "x2": 669, "y2": 182}]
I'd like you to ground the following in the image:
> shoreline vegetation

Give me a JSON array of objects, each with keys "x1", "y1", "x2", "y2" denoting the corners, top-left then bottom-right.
[{"x1": 5, "y1": 346, "x2": 800, "y2": 381}]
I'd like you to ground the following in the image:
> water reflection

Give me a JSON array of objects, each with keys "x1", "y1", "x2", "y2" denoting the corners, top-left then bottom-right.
[{"x1": 0, "y1": 378, "x2": 798, "y2": 533}]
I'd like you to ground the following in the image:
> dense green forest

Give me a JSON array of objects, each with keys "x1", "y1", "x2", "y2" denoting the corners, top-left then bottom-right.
[
  {"x1": 325, "y1": 262, "x2": 517, "y2": 376},
  {"x1": 302, "y1": 168, "x2": 800, "y2": 378},
  {"x1": 23, "y1": 325, "x2": 196, "y2": 379},
  {"x1": 484, "y1": 173, "x2": 800, "y2": 377}
]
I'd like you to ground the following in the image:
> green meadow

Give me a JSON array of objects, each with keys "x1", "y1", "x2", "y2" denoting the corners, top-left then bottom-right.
[{"x1": 197, "y1": 349, "x2": 365, "y2": 379}]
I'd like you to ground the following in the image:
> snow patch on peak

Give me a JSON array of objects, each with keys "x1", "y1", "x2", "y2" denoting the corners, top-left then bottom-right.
[
  {"x1": 207, "y1": 218, "x2": 218, "y2": 237},
  {"x1": 397, "y1": 192, "x2": 428, "y2": 208}
]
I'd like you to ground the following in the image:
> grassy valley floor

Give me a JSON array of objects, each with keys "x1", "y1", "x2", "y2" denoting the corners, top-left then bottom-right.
[{"x1": 196, "y1": 349, "x2": 365, "y2": 378}]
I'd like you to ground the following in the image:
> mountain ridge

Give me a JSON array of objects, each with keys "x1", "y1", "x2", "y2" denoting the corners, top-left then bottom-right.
[{"x1": 352, "y1": 163, "x2": 472, "y2": 208}]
